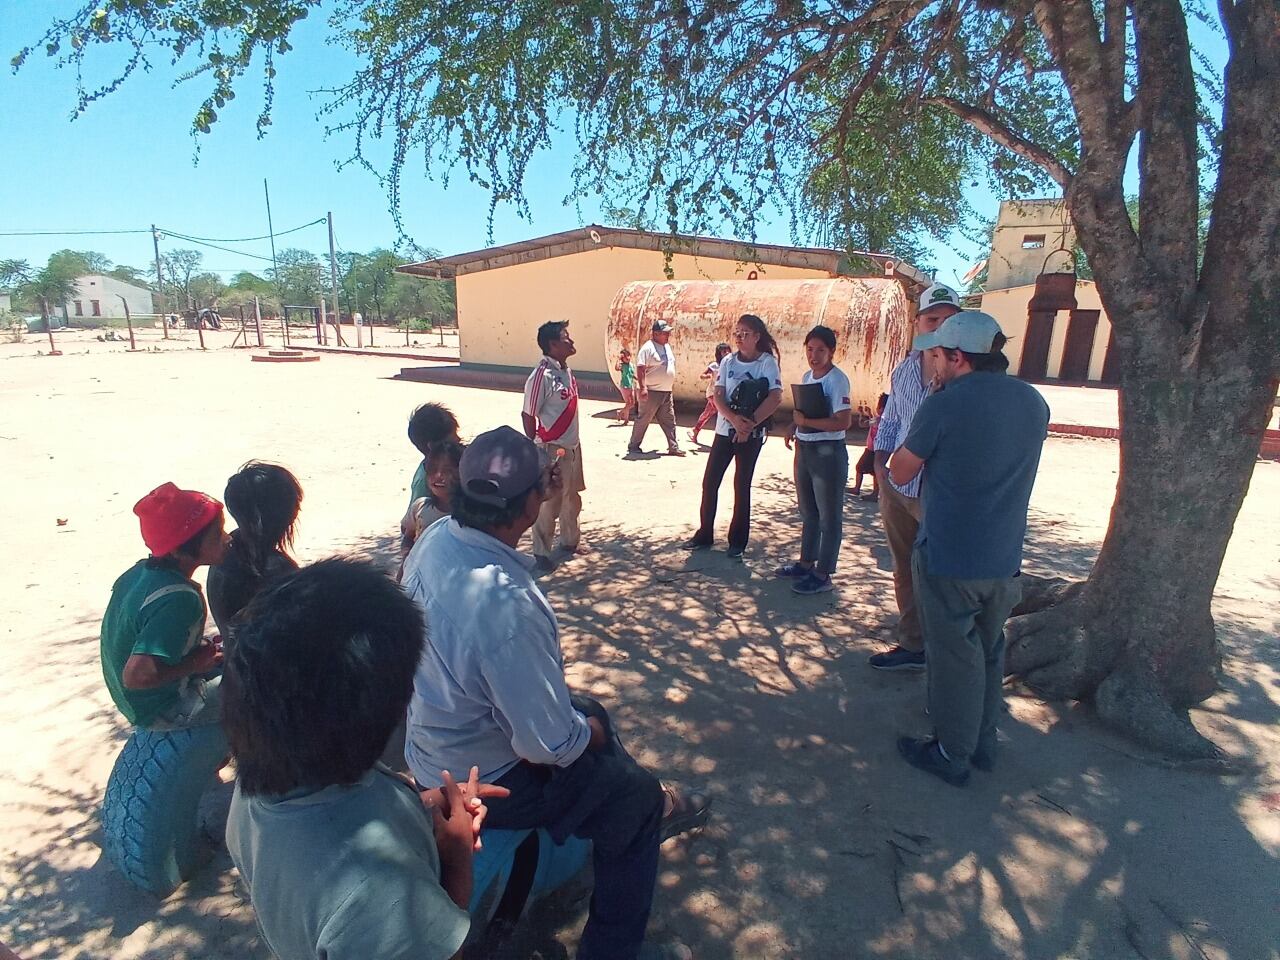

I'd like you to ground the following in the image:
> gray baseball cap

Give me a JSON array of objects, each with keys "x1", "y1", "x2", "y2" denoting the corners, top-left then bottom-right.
[
  {"x1": 913, "y1": 310, "x2": 1004, "y2": 353},
  {"x1": 651, "y1": 320, "x2": 674, "y2": 332},
  {"x1": 458, "y1": 426, "x2": 543, "y2": 507}
]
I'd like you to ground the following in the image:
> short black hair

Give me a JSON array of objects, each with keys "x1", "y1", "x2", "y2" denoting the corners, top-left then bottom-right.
[
  {"x1": 537, "y1": 321, "x2": 568, "y2": 354},
  {"x1": 942, "y1": 333, "x2": 1010, "y2": 373},
  {"x1": 877, "y1": 392, "x2": 889, "y2": 412},
  {"x1": 224, "y1": 462, "x2": 303, "y2": 577},
  {"x1": 408, "y1": 402, "x2": 461, "y2": 457},
  {"x1": 804, "y1": 325, "x2": 837, "y2": 350},
  {"x1": 222, "y1": 558, "x2": 424, "y2": 795},
  {"x1": 450, "y1": 479, "x2": 541, "y2": 531}
]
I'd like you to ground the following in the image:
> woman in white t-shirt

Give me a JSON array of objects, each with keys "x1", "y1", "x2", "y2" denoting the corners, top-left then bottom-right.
[
  {"x1": 684, "y1": 314, "x2": 783, "y2": 559},
  {"x1": 779, "y1": 325, "x2": 854, "y2": 594}
]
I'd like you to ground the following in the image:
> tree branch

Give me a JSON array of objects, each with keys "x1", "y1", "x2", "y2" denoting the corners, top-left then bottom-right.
[{"x1": 924, "y1": 94, "x2": 1073, "y2": 185}]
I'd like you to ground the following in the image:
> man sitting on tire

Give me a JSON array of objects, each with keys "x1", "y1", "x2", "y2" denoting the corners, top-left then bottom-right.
[
  {"x1": 100, "y1": 482, "x2": 230, "y2": 729},
  {"x1": 223, "y1": 558, "x2": 506, "y2": 960}
]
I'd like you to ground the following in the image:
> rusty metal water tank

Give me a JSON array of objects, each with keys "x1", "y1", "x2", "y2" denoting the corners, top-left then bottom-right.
[{"x1": 605, "y1": 278, "x2": 912, "y2": 411}]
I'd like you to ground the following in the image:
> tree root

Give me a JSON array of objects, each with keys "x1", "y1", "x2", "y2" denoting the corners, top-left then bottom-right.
[
  {"x1": 1003, "y1": 594, "x2": 1232, "y2": 763},
  {"x1": 1094, "y1": 666, "x2": 1221, "y2": 761}
]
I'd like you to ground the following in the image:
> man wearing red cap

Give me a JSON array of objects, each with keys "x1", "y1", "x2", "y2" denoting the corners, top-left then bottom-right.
[{"x1": 100, "y1": 482, "x2": 230, "y2": 729}]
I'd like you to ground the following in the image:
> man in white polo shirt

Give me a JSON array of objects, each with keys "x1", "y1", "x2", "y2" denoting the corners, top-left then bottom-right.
[
  {"x1": 522, "y1": 321, "x2": 585, "y2": 572},
  {"x1": 628, "y1": 320, "x2": 685, "y2": 456}
]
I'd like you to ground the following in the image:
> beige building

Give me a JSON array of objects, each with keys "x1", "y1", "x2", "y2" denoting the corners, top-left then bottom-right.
[
  {"x1": 398, "y1": 226, "x2": 926, "y2": 377},
  {"x1": 986, "y1": 199, "x2": 1076, "y2": 291},
  {"x1": 978, "y1": 199, "x2": 1118, "y2": 384}
]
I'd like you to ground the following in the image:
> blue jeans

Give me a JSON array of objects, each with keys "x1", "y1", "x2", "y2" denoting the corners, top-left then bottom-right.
[
  {"x1": 484, "y1": 697, "x2": 663, "y2": 960},
  {"x1": 794, "y1": 440, "x2": 849, "y2": 575}
]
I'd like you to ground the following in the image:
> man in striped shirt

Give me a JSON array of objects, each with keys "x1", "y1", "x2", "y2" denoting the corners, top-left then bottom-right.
[
  {"x1": 522, "y1": 321, "x2": 586, "y2": 572},
  {"x1": 869, "y1": 282, "x2": 961, "y2": 672}
]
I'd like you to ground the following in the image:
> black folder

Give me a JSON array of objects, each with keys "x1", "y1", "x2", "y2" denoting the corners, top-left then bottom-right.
[{"x1": 791, "y1": 382, "x2": 829, "y2": 433}]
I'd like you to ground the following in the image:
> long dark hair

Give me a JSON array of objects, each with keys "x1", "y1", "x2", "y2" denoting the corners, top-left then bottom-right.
[
  {"x1": 224, "y1": 462, "x2": 303, "y2": 578},
  {"x1": 737, "y1": 314, "x2": 780, "y2": 361}
]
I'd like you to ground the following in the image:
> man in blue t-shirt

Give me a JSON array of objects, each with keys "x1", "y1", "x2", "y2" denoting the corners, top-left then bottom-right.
[{"x1": 888, "y1": 311, "x2": 1049, "y2": 786}]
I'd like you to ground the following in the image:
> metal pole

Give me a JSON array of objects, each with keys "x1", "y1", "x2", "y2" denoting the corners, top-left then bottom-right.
[
  {"x1": 119, "y1": 295, "x2": 135, "y2": 351},
  {"x1": 264, "y1": 179, "x2": 281, "y2": 306},
  {"x1": 152, "y1": 225, "x2": 169, "y2": 340},
  {"x1": 371, "y1": 274, "x2": 381, "y2": 348},
  {"x1": 327, "y1": 212, "x2": 347, "y2": 347},
  {"x1": 254, "y1": 297, "x2": 264, "y2": 348}
]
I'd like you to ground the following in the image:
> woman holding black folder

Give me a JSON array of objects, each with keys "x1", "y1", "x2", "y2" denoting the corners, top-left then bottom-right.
[
  {"x1": 684, "y1": 314, "x2": 783, "y2": 559},
  {"x1": 779, "y1": 325, "x2": 853, "y2": 594}
]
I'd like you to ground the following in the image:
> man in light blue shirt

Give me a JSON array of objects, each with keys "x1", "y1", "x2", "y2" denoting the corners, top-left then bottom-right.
[
  {"x1": 402, "y1": 426, "x2": 709, "y2": 960},
  {"x1": 870, "y1": 282, "x2": 961, "y2": 672}
]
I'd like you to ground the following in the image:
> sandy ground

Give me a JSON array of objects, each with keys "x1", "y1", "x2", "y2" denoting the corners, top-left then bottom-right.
[{"x1": 1, "y1": 330, "x2": 1277, "y2": 960}]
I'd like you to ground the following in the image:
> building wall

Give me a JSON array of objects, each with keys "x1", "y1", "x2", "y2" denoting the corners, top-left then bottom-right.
[
  {"x1": 980, "y1": 280, "x2": 1113, "y2": 382},
  {"x1": 0, "y1": 292, "x2": 10, "y2": 313},
  {"x1": 64, "y1": 275, "x2": 153, "y2": 324},
  {"x1": 456, "y1": 246, "x2": 837, "y2": 374},
  {"x1": 986, "y1": 199, "x2": 1077, "y2": 292}
]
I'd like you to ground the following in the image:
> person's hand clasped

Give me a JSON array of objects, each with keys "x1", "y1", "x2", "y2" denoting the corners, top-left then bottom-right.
[
  {"x1": 190, "y1": 641, "x2": 222, "y2": 673},
  {"x1": 422, "y1": 767, "x2": 509, "y2": 853}
]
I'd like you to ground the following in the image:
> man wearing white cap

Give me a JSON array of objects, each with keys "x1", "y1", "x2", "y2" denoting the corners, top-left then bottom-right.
[
  {"x1": 869, "y1": 282, "x2": 961, "y2": 672},
  {"x1": 628, "y1": 320, "x2": 685, "y2": 456},
  {"x1": 888, "y1": 311, "x2": 1049, "y2": 786}
]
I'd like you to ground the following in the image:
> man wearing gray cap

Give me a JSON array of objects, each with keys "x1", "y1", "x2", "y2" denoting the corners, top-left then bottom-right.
[
  {"x1": 401, "y1": 426, "x2": 708, "y2": 960},
  {"x1": 869, "y1": 281, "x2": 962, "y2": 672},
  {"x1": 628, "y1": 320, "x2": 685, "y2": 456},
  {"x1": 888, "y1": 311, "x2": 1049, "y2": 786}
]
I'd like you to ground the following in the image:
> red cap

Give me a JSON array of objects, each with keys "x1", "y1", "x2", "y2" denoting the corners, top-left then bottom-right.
[{"x1": 133, "y1": 482, "x2": 222, "y2": 557}]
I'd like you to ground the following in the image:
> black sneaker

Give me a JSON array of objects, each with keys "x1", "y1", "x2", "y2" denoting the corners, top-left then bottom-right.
[
  {"x1": 792, "y1": 572, "x2": 834, "y2": 595},
  {"x1": 971, "y1": 746, "x2": 995, "y2": 772},
  {"x1": 683, "y1": 535, "x2": 712, "y2": 550},
  {"x1": 898, "y1": 737, "x2": 970, "y2": 787},
  {"x1": 774, "y1": 561, "x2": 811, "y2": 579},
  {"x1": 868, "y1": 646, "x2": 926, "y2": 672},
  {"x1": 726, "y1": 545, "x2": 745, "y2": 560}
]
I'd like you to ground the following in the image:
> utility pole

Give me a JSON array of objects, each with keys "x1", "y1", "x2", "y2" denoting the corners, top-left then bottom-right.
[
  {"x1": 264, "y1": 179, "x2": 281, "y2": 306},
  {"x1": 327, "y1": 211, "x2": 347, "y2": 347},
  {"x1": 152, "y1": 225, "x2": 169, "y2": 340}
]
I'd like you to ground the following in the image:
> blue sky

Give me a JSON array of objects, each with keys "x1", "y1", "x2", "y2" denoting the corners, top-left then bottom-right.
[{"x1": 0, "y1": 5, "x2": 1225, "y2": 291}]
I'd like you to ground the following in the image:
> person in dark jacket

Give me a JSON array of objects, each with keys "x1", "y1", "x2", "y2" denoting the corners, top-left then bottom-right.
[{"x1": 207, "y1": 462, "x2": 303, "y2": 640}]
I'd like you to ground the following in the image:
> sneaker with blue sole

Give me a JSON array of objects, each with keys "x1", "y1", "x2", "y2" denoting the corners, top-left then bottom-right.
[{"x1": 792, "y1": 572, "x2": 833, "y2": 594}]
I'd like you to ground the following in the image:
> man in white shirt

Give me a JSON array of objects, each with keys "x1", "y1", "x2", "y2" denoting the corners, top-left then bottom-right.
[
  {"x1": 869, "y1": 282, "x2": 961, "y2": 672},
  {"x1": 627, "y1": 320, "x2": 685, "y2": 456},
  {"x1": 522, "y1": 321, "x2": 586, "y2": 572}
]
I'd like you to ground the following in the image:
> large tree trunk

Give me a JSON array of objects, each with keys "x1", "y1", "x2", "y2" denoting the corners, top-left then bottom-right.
[
  {"x1": 1006, "y1": 0, "x2": 1280, "y2": 759},
  {"x1": 1005, "y1": 352, "x2": 1276, "y2": 758}
]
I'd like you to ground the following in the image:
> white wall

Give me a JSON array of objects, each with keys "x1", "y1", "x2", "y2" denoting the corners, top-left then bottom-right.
[{"x1": 65, "y1": 275, "x2": 153, "y2": 322}]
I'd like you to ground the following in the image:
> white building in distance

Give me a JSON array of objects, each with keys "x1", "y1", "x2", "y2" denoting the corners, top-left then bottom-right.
[{"x1": 63, "y1": 275, "x2": 153, "y2": 323}]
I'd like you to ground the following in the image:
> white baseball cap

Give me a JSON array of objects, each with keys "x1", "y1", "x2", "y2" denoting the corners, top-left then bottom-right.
[
  {"x1": 917, "y1": 282, "x2": 960, "y2": 314},
  {"x1": 913, "y1": 310, "x2": 1004, "y2": 354}
]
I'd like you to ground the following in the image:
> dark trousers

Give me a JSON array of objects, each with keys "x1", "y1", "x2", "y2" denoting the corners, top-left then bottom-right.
[
  {"x1": 794, "y1": 440, "x2": 849, "y2": 575},
  {"x1": 485, "y1": 698, "x2": 663, "y2": 960},
  {"x1": 912, "y1": 549, "x2": 1023, "y2": 763},
  {"x1": 695, "y1": 432, "x2": 765, "y2": 550}
]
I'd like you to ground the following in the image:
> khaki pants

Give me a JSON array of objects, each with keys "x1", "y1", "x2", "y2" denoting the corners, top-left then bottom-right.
[
  {"x1": 533, "y1": 442, "x2": 585, "y2": 557},
  {"x1": 628, "y1": 389, "x2": 679, "y2": 451},
  {"x1": 879, "y1": 480, "x2": 924, "y2": 651}
]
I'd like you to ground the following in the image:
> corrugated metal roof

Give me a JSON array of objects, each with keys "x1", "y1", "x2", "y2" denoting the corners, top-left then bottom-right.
[{"x1": 396, "y1": 225, "x2": 927, "y2": 286}]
